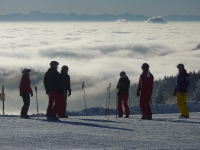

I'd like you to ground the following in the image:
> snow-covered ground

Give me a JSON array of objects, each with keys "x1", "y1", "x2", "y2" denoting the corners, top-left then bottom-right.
[{"x1": 1, "y1": 113, "x2": 200, "y2": 150}]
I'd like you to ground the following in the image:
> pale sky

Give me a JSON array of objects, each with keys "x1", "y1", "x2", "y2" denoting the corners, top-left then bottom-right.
[{"x1": 0, "y1": 0, "x2": 200, "y2": 16}]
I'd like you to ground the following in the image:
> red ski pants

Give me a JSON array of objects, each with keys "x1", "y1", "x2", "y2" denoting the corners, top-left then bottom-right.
[
  {"x1": 139, "y1": 94, "x2": 152, "y2": 117},
  {"x1": 46, "y1": 91, "x2": 60, "y2": 117},
  {"x1": 118, "y1": 94, "x2": 130, "y2": 116},
  {"x1": 57, "y1": 94, "x2": 67, "y2": 117}
]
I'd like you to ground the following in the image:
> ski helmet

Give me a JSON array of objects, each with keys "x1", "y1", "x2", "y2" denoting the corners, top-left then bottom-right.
[
  {"x1": 141, "y1": 63, "x2": 149, "y2": 71},
  {"x1": 50, "y1": 61, "x2": 59, "y2": 67},
  {"x1": 22, "y1": 69, "x2": 31, "y2": 75},
  {"x1": 61, "y1": 65, "x2": 69, "y2": 72},
  {"x1": 177, "y1": 64, "x2": 184, "y2": 69},
  {"x1": 120, "y1": 71, "x2": 126, "y2": 77}
]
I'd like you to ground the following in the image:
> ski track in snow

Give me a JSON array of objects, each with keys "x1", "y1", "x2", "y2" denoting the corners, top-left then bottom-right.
[{"x1": 0, "y1": 113, "x2": 200, "y2": 150}]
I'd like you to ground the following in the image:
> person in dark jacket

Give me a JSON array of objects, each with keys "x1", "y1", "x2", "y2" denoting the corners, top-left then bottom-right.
[
  {"x1": 173, "y1": 64, "x2": 190, "y2": 118},
  {"x1": 19, "y1": 69, "x2": 33, "y2": 119},
  {"x1": 43, "y1": 61, "x2": 61, "y2": 120},
  {"x1": 57, "y1": 65, "x2": 71, "y2": 118},
  {"x1": 137, "y1": 63, "x2": 154, "y2": 120},
  {"x1": 116, "y1": 71, "x2": 130, "y2": 118}
]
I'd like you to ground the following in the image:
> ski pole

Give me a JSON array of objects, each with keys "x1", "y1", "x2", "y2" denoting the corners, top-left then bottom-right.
[
  {"x1": 81, "y1": 82, "x2": 87, "y2": 118},
  {"x1": 105, "y1": 83, "x2": 111, "y2": 118},
  {"x1": 105, "y1": 89, "x2": 108, "y2": 118},
  {"x1": 63, "y1": 80, "x2": 67, "y2": 120},
  {"x1": 116, "y1": 88, "x2": 118, "y2": 119},
  {"x1": 107, "y1": 83, "x2": 111, "y2": 119},
  {"x1": 35, "y1": 86, "x2": 39, "y2": 119}
]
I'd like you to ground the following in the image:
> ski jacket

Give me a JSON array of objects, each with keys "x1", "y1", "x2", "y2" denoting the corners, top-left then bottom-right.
[
  {"x1": 43, "y1": 67, "x2": 61, "y2": 94},
  {"x1": 19, "y1": 75, "x2": 32, "y2": 94},
  {"x1": 175, "y1": 69, "x2": 189, "y2": 93},
  {"x1": 117, "y1": 76, "x2": 130, "y2": 96},
  {"x1": 60, "y1": 72, "x2": 71, "y2": 95},
  {"x1": 137, "y1": 71, "x2": 154, "y2": 96}
]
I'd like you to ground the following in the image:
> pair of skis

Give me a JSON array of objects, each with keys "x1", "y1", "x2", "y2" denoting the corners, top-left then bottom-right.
[
  {"x1": 106, "y1": 85, "x2": 131, "y2": 120},
  {"x1": 34, "y1": 82, "x2": 68, "y2": 120},
  {"x1": 81, "y1": 82, "x2": 87, "y2": 118},
  {"x1": 34, "y1": 84, "x2": 67, "y2": 120},
  {"x1": 105, "y1": 83, "x2": 111, "y2": 119},
  {"x1": 34, "y1": 86, "x2": 39, "y2": 119}
]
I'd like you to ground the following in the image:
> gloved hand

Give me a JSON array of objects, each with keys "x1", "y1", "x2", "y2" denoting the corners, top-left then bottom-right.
[
  {"x1": 30, "y1": 92, "x2": 33, "y2": 97},
  {"x1": 136, "y1": 92, "x2": 140, "y2": 97},
  {"x1": 20, "y1": 93, "x2": 22, "y2": 96},
  {"x1": 46, "y1": 91, "x2": 48, "y2": 95},
  {"x1": 68, "y1": 91, "x2": 71, "y2": 97},
  {"x1": 173, "y1": 89, "x2": 177, "y2": 96}
]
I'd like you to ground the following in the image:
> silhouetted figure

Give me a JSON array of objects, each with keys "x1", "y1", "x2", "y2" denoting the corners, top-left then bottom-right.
[
  {"x1": 117, "y1": 71, "x2": 130, "y2": 118},
  {"x1": 44, "y1": 61, "x2": 61, "y2": 121},
  {"x1": 57, "y1": 65, "x2": 71, "y2": 118},
  {"x1": 19, "y1": 69, "x2": 33, "y2": 119},
  {"x1": 137, "y1": 63, "x2": 154, "y2": 120},
  {"x1": 173, "y1": 64, "x2": 190, "y2": 118}
]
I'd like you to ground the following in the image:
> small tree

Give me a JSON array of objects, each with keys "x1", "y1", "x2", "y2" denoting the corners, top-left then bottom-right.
[
  {"x1": 153, "y1": 80, "x2": 166, "y2": 104},
  {"x1": 192, "y1": 79, "x2": 200, "y2": 103}
]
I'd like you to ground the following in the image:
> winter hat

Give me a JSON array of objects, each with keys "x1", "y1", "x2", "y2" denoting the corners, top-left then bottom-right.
[
  {"x1": 177, "y1": 64, "x2": 184, "y2": 69},
  {"x1": 50, "y1": 61, "x2": 59, "y2": 67},
  {"x1": 61, "y1": 65, "x2": 69, "y2": 72},
  {"x1": 141, "y1": 63, "x2": 149, "y2": 71},
  {"x1": 120, "y1": 71, "x2": 126, "y2": 77},
  {"x1": 22, "y1": 69, "x2": 31, "y2": 75}
]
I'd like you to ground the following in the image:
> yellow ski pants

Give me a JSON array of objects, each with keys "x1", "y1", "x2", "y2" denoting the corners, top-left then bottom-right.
[{"x1": 176, "y1": 92, "x2": 189, "y2": 117}]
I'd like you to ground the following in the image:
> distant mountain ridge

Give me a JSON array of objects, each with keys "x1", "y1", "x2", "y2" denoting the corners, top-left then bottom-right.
[{"x1": 0, "y1": 11, "x2": 200, "y2": 21}]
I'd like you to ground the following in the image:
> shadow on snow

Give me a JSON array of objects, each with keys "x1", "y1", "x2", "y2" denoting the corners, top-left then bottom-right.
[
  {"x1": 152, "y1": 118, "x2": 200, "y2": 125},
  {"x1": 41, "y1": 119, "x2": 133, "y2": 131}
]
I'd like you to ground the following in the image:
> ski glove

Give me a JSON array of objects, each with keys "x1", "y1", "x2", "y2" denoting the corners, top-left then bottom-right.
[
  {"x1": 68, "y1": 91, "x2": 71, "y2": 97},
  {"x1": 173, "y1": 89, "x2": 177, "y2": 96},
  {"x1": 30, "y1": 92, "x2": 33, "y2": 97},
  {"x1": 136, "y1": 92, "x2": 140, "y2": 97}
]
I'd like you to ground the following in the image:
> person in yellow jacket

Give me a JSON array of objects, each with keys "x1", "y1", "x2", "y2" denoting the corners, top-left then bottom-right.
[{"x1": 173, "y1": 64, "x2": 190, "y2": 118}]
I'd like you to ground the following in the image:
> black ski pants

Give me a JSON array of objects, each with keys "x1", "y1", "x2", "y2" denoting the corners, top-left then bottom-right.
[{"x1": 21, "y1": 93, "x2": 30, "y2": 116}]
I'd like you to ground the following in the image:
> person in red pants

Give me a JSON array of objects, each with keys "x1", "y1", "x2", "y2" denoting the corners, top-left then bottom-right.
[
  {"x1": 57, "y1": 65, "x2": 71, "y2": 118},
  {"x1": 117, "y1": 71, "x2": 130, "y2": 118},
  {"x1": 44, "y1": 61, "x2": 61, "y2": 121},
  {"x1": 137, "y1": 63, "x2": 154, "y2": 120},
  {"x1": 19, "y1": 69, "x2": 33, "y2": 119}
]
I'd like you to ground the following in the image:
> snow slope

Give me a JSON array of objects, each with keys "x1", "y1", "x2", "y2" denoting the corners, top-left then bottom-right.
[{"x1": 0, "y1": 113, "x2": 200, "y2": 150}]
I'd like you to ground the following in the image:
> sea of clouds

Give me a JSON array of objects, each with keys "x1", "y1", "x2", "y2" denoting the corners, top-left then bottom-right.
[{"x1": 0, "y1": 22, "x2": 200, "y2": 114}]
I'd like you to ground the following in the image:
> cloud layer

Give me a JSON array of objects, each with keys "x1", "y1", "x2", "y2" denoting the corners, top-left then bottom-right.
[{"x1": 0, "y1": 22, "x2": 200, "y2": 114}]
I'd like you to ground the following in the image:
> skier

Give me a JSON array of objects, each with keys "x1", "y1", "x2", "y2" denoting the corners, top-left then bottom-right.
[
  {"x1": 57, "y1": 65, "x2": 71, "y2": 118},
  {"x1": 173, "y1": 64, "x2": 190, "y2": 118},
  {"x1": 137, "y1": 63, "x2": 154, "y2": 120},
  {"x1": 19, "y1": 69, "x2": 33, "y2": 119},
  {"x1": 116, "y1": 71, "x2": 130, "y2": 118},
  {"x1": 43, "y1": 61, "x2": 61, "y2": 120}
]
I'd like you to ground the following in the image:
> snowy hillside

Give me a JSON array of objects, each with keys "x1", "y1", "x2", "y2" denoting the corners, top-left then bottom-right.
[
  {"x1": 0, "y1": 112, "x2": 200, "y2": 150},
  {"x1": 61, "y1": 102, "x2": 200, "y2": 116}
]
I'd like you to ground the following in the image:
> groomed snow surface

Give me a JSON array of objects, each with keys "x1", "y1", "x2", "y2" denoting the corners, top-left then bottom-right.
[{"x1": 1, "y1": 113, "x2": 200, "y2": 150}]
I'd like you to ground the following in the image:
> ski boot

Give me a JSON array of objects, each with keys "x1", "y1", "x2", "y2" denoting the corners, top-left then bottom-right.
[{"x1": 124, "y1": 115, "x2": 129, "y2": 118}]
